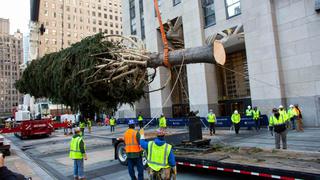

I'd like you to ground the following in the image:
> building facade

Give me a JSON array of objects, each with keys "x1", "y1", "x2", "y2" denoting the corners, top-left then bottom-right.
[
  {"x1": 0, "y1": 18, "x2": 23, "y2": 116},
  {"x1": 119, "y1": 0, "x2": 320, "y2": 127},
  {"x1": 37, "y1": 0, "x2": 123, "y2": 57}
]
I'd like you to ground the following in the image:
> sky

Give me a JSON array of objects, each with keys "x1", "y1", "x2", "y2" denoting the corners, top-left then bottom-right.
[{"x1": 0, "y1": 0, "x2": 30, "y2": 35}]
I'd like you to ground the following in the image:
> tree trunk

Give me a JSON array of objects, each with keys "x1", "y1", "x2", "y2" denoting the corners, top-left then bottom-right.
[{"x1": 147, "y1": 41, "x2": 226, "y2": 68}]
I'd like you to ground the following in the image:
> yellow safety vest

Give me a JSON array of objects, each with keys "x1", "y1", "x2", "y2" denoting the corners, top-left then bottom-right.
[
  {"x1": 253, "y1": 110, "x2": 260, "y2": 120},
  {"x1": 279, "y1": 110, "x2": 288, "y2": 121},
  {"x1": 231, "y1": 114, "x2": 241, "y2": 124},
  {"x1": 87, "y1": 120, "x2": 92, "y2": 127},
  {"x1": 147, "y1": 141, "x2": 172, "y2": 172},
  {"x1": 207, "y1": 113, "x2": 216, "y2": 123},
  {"x1": 79, "y1": 122, "x2": 85, "y2": 128},
  {"x1": 69, "y1": 136, "x2": 86, "y2": 159},
  {"x1": 269, "y1": 115, "x2": 286, "y2": 126},
  {"x1": 110, "y1": 118, "x2": 115, "y2": 125},
  {"x1": 159, "y1": 117, "x2": 166, "y2": 128},
  {"x1": 246, "y1": 109, "x2": 253, "y2": 116},
  {"x1": 138, "y1": 115, "x2": 143, "y2": 121}
]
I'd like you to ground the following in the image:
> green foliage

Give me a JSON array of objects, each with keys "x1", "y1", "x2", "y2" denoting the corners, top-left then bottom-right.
[{"x1": 15, "y1": 33, "x2": 146, "y2": 114}]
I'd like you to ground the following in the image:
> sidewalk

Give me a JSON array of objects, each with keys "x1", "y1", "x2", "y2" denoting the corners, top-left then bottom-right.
[{"x1": 4, "y1": 138, "x2": 55, "y2": 180}]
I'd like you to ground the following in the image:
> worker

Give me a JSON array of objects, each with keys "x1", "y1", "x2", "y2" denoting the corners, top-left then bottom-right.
[
  {"x1": 252, "y1": 107, "x2": 261, "y2": 131},
  {"x1": 69, "y1": 127, "x2": 88, "y2": 180},
  {"x1": 207, "y1": 109, "x2": 216, "y2": 136},
  {"x1": 294, "y1": 104, "x2": 304, "y2": 132},
  {"x1": 278, "y1": 105, "x2": 288, "y2": 121},
  {"x1": 64, "y1": 118, "x2": 69, "y2": 135},
  {"x1": 68, "y1": 120, "x2": 73, "y2": 135},
  {"x1": 287, "y1": 105, "x2": 297, "y2": 130},
  {"x1": 137, "y1": 112, "x2": 144, "y2": 129},
  {"x1": 245, "y1": 105, "x2": 253, "y2": 117},
  {"x1": 140, "y1": 129, "x2": 177, "y2": 179},
  {"x1": 79, "y1": 120, "x2": 86, "y2": 136},
  {"x1": 110, "y1": 116, "x2": 116, "y2": 133},
  {"x1": 269, "y1": 108, "x2": 287, "y2": 149},
  {"x1": 124, "y1": 120, "x2": 143, "y2": 180},
  {"x1": 87, "y1": 118, "x2": 92, "y2": 134},
  {"x1": 159, "y1": 114, "x2": 167, "y2": 129},
  {"x1": 231, "y1": 110, "x2": 241, "y2": 134}
]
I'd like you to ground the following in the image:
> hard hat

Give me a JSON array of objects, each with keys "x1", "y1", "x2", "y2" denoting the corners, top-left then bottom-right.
[
  {"x1": 74, "y1": 127, "x2": 81, "y2": 132},
  {"x1": 279, "y1": 105, "x2": 284, "y2": 109},
  {"x1": 156, "y1": 128, "x2": 166, "y2": 136},
  {"x1": 128, "y1": 119, "x2": 135, "y2": 125},
  {"x1": 247, "y1": 105, "x2": 251, "y2": 109},
  {"x1": 234, "y1": 110, "x2": 238, "y2": 114},
  {"x1": 209, "y1": 109, "x2": 213, "y2": 112},
  {"x1": 289, "y1": 104, "x2": 294, "y2": 108}
]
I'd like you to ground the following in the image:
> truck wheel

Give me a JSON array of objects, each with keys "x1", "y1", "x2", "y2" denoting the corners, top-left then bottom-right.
[{"x1": 116, "y1": 142, "x2": 127, "y2": 165}]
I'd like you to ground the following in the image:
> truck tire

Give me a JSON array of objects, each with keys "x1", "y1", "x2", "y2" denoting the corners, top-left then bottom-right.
[{"x1": 116, "y1": 142, "x2": 127, "y2": 165}]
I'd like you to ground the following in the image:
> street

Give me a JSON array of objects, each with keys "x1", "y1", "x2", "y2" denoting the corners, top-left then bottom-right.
[{"x1": 3, "y1": 125, "x2": 320, "y2": 179}]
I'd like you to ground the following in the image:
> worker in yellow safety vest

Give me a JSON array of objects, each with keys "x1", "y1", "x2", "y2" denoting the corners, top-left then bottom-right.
[
  {"x1": 269, "y1": 108, "x2": 288, "y2": 149},
  {"x1": 245, "y1": 105, "x2": 253, "y2": 117},
  {"x1": 87, "y1": 118, "x2": 92, "y2": 134},
  {"x1": 231, "y1": 110, "x2": 241, "y2": 134},
  {"x1": 207, "y1": 109, "x2": 216, "y2": 136},
  {"x1": 139, "y1": 128, "x2": 177, "y2": 179},
  {"x1": 109, "y1": 116, "x2": 116, "y2": 133},
  {"x1": 137, "y1": 112, "x2": 144, "y2": 129},
  {"x1": 69, "y1": 127, "x2": 88, "y2": 180},
  {"x1": 159, "y1": 114, "x2": 167, "y2": 129},
  {"x1": 252, "y1": 107, "x2": 261, "y2": 131},
  {"x1": 79, "y1": 120, "x2": 86, "y2": 136},
  {"x1": 287, "y1": 105, "x2": 297, "y2": 130}
]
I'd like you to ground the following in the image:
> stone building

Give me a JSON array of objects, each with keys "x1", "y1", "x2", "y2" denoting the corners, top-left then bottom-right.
[
  {"x1": 123, "y1": 0, "x2": 319, "y2": 127},
  {"x1": 0, "y1": 18, "x2": 23, "y2": 116}
]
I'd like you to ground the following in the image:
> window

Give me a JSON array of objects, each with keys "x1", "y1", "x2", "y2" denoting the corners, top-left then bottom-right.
[
  {"x1": 225, "y1": 0, "x2": 241, "y2": 18},
  {"x1": 93, "y1": 19, "x2": 96, "y2": 24},
  {"x1": 98, "y1": 20, "x2": 102, "y2": 25},
  {"x1": 98, "y1": 13, "x2": 101, "y2": 17},
  {"x1": 202, "y1": 0, "x2": 216, "y2": 27},
  {"x1": 44, "y1": 10, "x2": 49, "y2": 16},
  {"x1": 93, "y1": 27, "x2": 96, "y2": 32},
  {"x1": 92, "y1": 11, "x2": 96, "y2": 16},
  {"x1": 139, "y1": 0, "x2": 145, "y2": 39},
  {"x1": 173, "y1": 0, "x2": 181, "y2": 6},
  {"x1": 109, "y1": 15, "x2": 113, "y2": 19},
  {"x1": 129, "y1": 0, "x2": 137, "y2": 35},
  {"x1": 104, "y1": 14, "x2": 107, "y2": 18}
]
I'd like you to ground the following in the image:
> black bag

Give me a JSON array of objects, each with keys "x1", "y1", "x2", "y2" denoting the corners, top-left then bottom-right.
[{"x1": 274, "y1": 124, "x2": 286, "y2": 133}]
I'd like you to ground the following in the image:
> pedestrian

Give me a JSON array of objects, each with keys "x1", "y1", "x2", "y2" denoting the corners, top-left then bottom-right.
[
  {"x1": 137, "y1": 112, "x2": 144, "y2": 129},
  {"x1": 68, "y1": 120, "x2": 73, "y2": 135},
  {"x1": 269, "y1": 108, "x2": 288, "y2": 149},
  {"x1": 207, "y1": 109, "x2": 216, "y2": 136},
  {"x1": 252, "y1": 107, "x2": 261, "y2": 131},
  {"x1": 110, "y1": 116, "x2": 116, "y2": 133},
  {"x1": 140, "y1": 129, "x2": 177, "y2": 179},
  {"x1": 0, "y1": 153, "x2": 30, "y2": 180},
  {"x1": 245, "y1": 105, "x2": 253, "y2": 117},
  {"x1": 70, "y1": 127, "x2": 88, "y2": 180},
  {"x1": 124, "y1": 120, "x2": 144, "y2": 180},
  {"x1": 79, "y1": 120, "x2": 86, "y2": 136},
  {"x1": 64, "y1": 118, "x2": 69, "y2": 135},
  {"x1": 105, "y1": 115, "x2": 110, "y2": 127},
  {"x1": 287, "y1": 105, "x2": 297, "y2": 130},
  {"x1": 159, "y1": 114, "x2": 167, "y2": 129},
  {"x1": 294, "y1": 104, "x2": 304, "y2": 132},
  {"x1": 87, "y1": 118, "x2": 92, "y2": 134},
  {"x1": 231, "y1": 110, "x2": 241, "y2": 134}
]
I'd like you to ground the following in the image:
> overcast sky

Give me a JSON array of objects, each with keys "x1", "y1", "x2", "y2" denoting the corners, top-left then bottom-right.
[{"x1": 0, "y1": 0, "x2": 30, "y2": 35}]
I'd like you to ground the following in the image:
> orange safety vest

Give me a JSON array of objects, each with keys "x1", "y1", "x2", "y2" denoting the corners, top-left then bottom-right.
[{"x1": 124, "y1": 129, "x2": 141, "y2": 153}]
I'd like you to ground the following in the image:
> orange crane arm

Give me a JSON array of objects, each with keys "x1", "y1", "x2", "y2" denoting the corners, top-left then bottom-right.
[{"x1": 153, "y1": 0, "x2": 171, "y2": 68}]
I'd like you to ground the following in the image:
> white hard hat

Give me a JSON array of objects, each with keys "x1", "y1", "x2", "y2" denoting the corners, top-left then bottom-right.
[
  {"x1": 74, "y1": 127, "x2": 81, "y2": 132},
  {"x1": 279, "y1": 105, "x2": 284, "y2": 108},
  {"x1": 234, "y1": 110, "x2": 238, "y2": 114},
  {"x1": 209, "y1": 109, "x2": 213, "y2": 112},
  {"x1": 247, "y1": 105, "x2": 251, "y2": 109},
  {"x1": 289, "y1": 104, "x2": 294, "y2": 108}
]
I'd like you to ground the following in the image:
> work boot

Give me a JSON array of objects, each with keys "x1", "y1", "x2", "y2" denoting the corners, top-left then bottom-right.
[{"x1": 73, "y1": 177, "x2": 79, "y2": 180}]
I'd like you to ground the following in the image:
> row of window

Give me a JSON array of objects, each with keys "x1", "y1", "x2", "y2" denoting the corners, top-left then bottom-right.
[{"x1": 44, "y1": 1, "x2": 121, "y2": 10}]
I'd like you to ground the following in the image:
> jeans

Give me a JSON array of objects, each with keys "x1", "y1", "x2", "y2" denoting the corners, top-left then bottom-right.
[
  {"x1": 290, "y1": 117, "x2": 296, "y2": 130},
  {"x1": 64, "y1": 128, "x2": 68, "y2": 134},
  {"x1": 209, "y1": 123, "x2": 215, "y2": 135},
  {"x1": 275, "y1": 129, "x2": 287, "y2": 149},
  {"x1": 254, "y1": 119, "x2": 260, "y2": 131},
  {"x1": 138, "y1": 121, "x2": 143, "y2": 129},
  {"x1": 110, "y1": 125, "x2": 115, "y2": 132},
  {"x1": 127, "y1": 157, "x2": 144, "y2": 180},
  {"x1": 73, "y1": 159, "x2": 84, "y2": 178}
]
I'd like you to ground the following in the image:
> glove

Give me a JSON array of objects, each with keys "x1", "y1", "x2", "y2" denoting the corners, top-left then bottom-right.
[
  {"x1": 171, "y1": 166, "x2": 177, "y2": 175},
  {"x1": 140, "y1": 128, "x2": 145, "y2": 139}
]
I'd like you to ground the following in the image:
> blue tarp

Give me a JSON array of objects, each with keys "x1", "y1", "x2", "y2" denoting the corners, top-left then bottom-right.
[{"x1": 116, "y1": 115, "x2": 269, "y2": 128}]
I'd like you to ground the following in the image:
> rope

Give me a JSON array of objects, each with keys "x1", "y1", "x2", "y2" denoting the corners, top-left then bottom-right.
[{"x1": 143, "y1": 55, "x2": 185, "y2": 129}]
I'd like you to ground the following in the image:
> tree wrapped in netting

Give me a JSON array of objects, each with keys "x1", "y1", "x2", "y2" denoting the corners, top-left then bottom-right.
[{"x1": 16, "y1": 33, "x2": 150, "y2": 113}]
